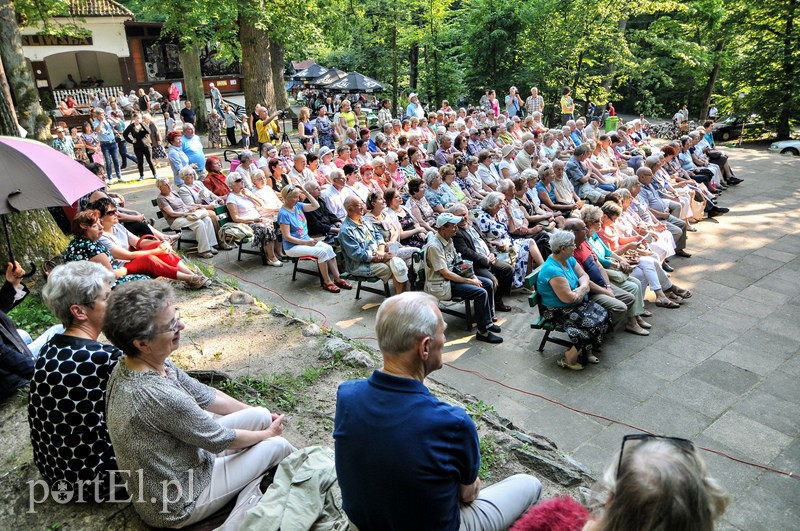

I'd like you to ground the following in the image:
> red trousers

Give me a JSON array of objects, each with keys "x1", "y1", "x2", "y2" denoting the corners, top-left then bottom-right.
[{"x1": 124, "y1": 252, "x2": 182, "y2": 279}]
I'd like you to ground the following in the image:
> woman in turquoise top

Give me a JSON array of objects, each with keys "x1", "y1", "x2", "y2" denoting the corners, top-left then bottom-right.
[
  {"x1": 536, "y1": 230, "x2": 610, "y2": 371},
  {"x1": 277, "y1": 184, "x2": 351, "y2": 294}
]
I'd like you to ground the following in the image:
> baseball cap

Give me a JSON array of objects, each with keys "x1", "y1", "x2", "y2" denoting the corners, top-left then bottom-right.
[
  {"x1": 435, "y1": 212, "x2": 462, "y2": 228},
  {"x1": 409, "y1": 92, "x2": 418, "y2": 99}
]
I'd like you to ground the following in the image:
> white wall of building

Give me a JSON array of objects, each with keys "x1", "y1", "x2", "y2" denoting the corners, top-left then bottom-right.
[{"x1": 21, "y1": 17, "x2": 131, "y2": 62}]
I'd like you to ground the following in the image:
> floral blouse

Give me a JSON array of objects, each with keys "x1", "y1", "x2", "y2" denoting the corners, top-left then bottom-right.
[{"x1": 64, "y1": 237, "x2": 149, "y2": 286}]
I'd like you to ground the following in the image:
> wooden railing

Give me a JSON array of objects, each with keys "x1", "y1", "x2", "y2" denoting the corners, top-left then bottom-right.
[{"x1": 51, "y1": 86, "x2": 125, "y2": 108}]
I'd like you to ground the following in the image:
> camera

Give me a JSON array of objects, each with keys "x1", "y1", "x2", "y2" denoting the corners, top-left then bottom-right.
[{"x1": 277, "y1": 110, "x2": 289, "y2": 119}]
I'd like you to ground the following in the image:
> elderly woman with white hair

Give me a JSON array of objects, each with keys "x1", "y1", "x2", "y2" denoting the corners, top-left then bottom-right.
[
  {"x1": 423, "y1": 167, "x2": 458, "y2": 212},
  {"x1": 236, "y1": 149, "x2": 260, "y2": 189},
  {"x1": 29, "y1": 262, "x2": 120, "y2": 501},
  {"x1": 175, "y1": 166, "x2": 233, "y2": 245},
  {"x1": 476, "y1": 191, "x2": 544, "y2": 289},
  {"x1": 536, "y1": 229, "x2": 610, "y2": 370},
  {"x1": 155, "y1": 177, "x2": 220, "y2": 258},
  {"x1": 225, "y1": 171, "x2": 284, "y2": 266},
  {"x1": 103, "y1": 281, "x2": 296, "y2": 528}
]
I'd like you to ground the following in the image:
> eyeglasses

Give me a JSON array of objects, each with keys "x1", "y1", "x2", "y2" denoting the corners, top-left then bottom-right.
[
  {"x1": 233, "y1": 178, "x2": 244, "y2": 184},
  {"x1": 105, "y1": 210, "x2": 118, "y2": 216},
  {"x1": 616, "y1": 434, "x2": 694, "y2": 479},
  {"x1": 156, "y1": 312, "x2": 183, "y2": 335}
]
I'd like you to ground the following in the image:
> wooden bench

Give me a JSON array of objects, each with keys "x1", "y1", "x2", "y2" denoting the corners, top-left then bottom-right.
[{"x1": 524, "y1": 267, "x2": 573, "y2": 352}]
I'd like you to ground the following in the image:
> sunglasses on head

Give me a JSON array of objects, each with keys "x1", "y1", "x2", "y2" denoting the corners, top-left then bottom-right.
[
  {"x1": 617, "y1": 434, "x2": 694, "y2": 479},
  {"x1": 233, "y1": 178, "x2": 243, "y2": 184}
]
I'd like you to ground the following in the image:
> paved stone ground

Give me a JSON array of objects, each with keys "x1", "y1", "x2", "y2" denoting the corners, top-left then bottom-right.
[{"x1": 120, "y1": 146, "x2": 799, "y2": 530}]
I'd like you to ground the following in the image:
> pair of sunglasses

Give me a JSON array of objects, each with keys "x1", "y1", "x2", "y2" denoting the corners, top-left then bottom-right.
[{"x1": 617, "y1": 434, "x2": 694, "y2": 479}]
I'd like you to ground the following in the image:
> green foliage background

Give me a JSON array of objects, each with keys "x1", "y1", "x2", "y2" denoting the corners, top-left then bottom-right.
[{"x1": 111, "y1": 0, "x2": 798, "y2": 137}]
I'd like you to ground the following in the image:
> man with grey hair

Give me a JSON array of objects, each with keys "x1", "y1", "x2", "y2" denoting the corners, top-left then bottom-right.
[
  {"x1": 565, "y1": 144, "x2": 607, "y2": 204},
  {"x1": 515, "y1": 140, "x2": 539, "y2": 173},
  {"x1": 435, "y1": 134, "x2": 461, "y2": 167},
  {"x1": 525, "y1": 86, "x2": 544, "y2": 116},
  {"x1": 289, "y1": 153, "x2": 315, "y2": 186},
  {"x1": 637, "y1": 166, "x2": 690, "y2": 257},
  {"x1": 334, "y1": 292, "x2": 541, "y2": 530}
]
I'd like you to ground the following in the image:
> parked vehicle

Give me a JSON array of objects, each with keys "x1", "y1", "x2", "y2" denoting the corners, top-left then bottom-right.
[
  {"x1": 712, "y1": 115, "x2": 763, "y2": 141},
  {"x1": 769, "y1": 139, "x2": 800, "y2": 156}
]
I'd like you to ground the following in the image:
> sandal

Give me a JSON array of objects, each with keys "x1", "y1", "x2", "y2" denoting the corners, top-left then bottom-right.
[
  {"x1": 671, "y1": 286, "x2": 693, "y2": 299},
  {"x1": 557, "y1": 358, "x2": 584, "y2": 371},
  {"x1": 655, "y1": 297, "x2": 680, "y2": 309},
  {"x1": 334, "y1": 279, "x2": 353, "y2": 290},
  {"x1": 641, "y1": 309, "x2": 653, "y2": 318},
  {"x1": 586, "y1": 354, "x2": 600, "y2": 364},
  {"x1": 322, "y1": 283, "x2": 341, "y2": 293},
  {"x1": 666, "y1": 292, "x2": 683, "y2": 303}
]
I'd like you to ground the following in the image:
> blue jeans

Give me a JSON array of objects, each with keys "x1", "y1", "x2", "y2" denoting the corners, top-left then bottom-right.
[
  {"x1": 117, "y1": 139, "x2": 137, "y2": 167},
  {"x1": 597, "y1": 182, "x2": 616, "y2": 192},
  {"x1": 100, "y1": 141, "x2": 122, "y2": 179},
  {"x1": 450, "y1": 275, "x2": 495, "y2": 331}
]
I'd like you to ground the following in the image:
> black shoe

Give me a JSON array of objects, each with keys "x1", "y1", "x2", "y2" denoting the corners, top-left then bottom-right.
[
  {"x1": 708, "y1": 207, "x2": 729, "y2": 217},
  {"x1": 476, "y1": 331, "x2": 503, "y2": 344},
  {"x1": 662, "y1": 263, "x2": 674, "y2": 272},
  {"x1": 675, "y1": 249, "x2": 692, "y2": 258},
  {"x1": 495, "y1": 302, "x2": 513, "y2": 312},
  {"x1": 487, "y1": 324, "x2": 501, "y2": 333},
  {"x1": 716, "y1": 206, "x2": 730, "y2": 213},
  {"x1": 727, "y1": 177, "x2": 743, "y2": 185}
]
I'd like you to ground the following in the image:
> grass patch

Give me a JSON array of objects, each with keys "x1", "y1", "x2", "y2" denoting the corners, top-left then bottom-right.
[
  {"x1": 8, "y1": 294, "x2": 59, "y2": 337},
  {"x1": 479, "y1": 435, "x2": 498, "y2": 480},
  {"x1": 219, "y1": 364, "x2": 336, "y2": 412}
]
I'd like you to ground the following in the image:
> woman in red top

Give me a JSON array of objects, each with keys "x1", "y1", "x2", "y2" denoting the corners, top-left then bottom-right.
[{"x1": 203, "y1": 156, "x2": 230, "y2": 197}]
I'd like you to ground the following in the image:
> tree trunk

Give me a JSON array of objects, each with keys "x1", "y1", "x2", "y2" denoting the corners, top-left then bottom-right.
[
  {"x1": 179, "y1": 45, "x2": 206, "y2": 134},
  {"x1": 269, "y1": 41, "x2": 288, "y2": 111},
  {"x1": 699, "y1": 39, "x2": 725, "y2": 122},
  {"x1": 391, "y1": 23, "x2": 398, "y2": 117},
  {"x1": 0, "y1": 0, "x2": 48, "y2": 139},
  {"x1": 240, "y1": 17, "x2": 274, "y2": 115},
  {"x1": 602, "y1": 19, "x2": 627, "y2": 93},
  {"x1": 0, "y1": 56, "x2": 69, "y2": 270},
  {"x1": 777, "y1": 0, "x2": 797, "y2": 139},
  {"x1": 409, "y1": 43, "x2": 419, "y2": 92}
]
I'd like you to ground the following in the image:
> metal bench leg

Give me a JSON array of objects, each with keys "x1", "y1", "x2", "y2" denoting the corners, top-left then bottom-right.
[
  {"x1": 464, "y1": 300, "x2": 473, "y2": 331},
  {"x1": 237, "y1": 243, "x2": 244, "y2": 262},
  {"x1": 538, "y1": 331, "x2": 549, "y2": 352},
  {"x1": 383, "y1": 282, "x2": 391, "y2": 297},
  {"x1": 355, "y1": 281, "x2": 363, "y2": 300},
  {"x1": 291, "y1": 259, "x2": 299, "y2": 281}
]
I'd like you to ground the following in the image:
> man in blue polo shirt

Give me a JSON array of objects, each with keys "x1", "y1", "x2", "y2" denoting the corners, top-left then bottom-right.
[{"x1": 334, "y1": 292, "x2": 541, "y2": 530}]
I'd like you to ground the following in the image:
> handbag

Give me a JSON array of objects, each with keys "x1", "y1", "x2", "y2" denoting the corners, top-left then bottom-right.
[
  {"x1": 450, "y1": 257, "x2": 475, "y2": 278},
  {"x1": 91, "y1": 150, "x2": 104, "y2": 165},
  {"x1": 134, "y1": 234, "x2": 162, "y2": 251},
  {"x1": 186, "y1": 209, "x2": 209, "y2": 221},
  {"x1": 219, "y1": 222, "x2": 254, "y2": 243}
]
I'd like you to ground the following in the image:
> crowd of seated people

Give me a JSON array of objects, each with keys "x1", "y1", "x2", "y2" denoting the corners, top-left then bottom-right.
[{"x1": 15, "y1": 87, "x2": 752, "y2": 530}]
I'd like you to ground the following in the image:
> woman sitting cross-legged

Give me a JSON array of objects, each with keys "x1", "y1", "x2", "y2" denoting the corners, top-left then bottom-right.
[
  {"x1": 278, "y1": 184, "x2": 352, "y2": 293},
  {"x1": 155, "y1": 177, "x2": 220, "y2": 259},
  {"x1": 89, "y1": 198, "x2": 211, "y2": 289},
  {"x1": 225, "y1": 171, "x2": 284, "y2": 266},
  {"x1": 103, "y1": 281, "x2": 296, "y2": 528},
  {"x1": 64, "y1": 210, "x2": 150, "y2": 286},
  {"x1": 536, "y1": 229, "x2": 611, "y2": 370},
  {"x1": 29, "y1": 262, "x2": 120, "y2": 501}
]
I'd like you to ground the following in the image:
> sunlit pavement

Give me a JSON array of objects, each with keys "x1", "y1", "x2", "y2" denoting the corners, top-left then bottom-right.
[{"x1": 123, "y1": 145, "x2": 800, "y2": 530}]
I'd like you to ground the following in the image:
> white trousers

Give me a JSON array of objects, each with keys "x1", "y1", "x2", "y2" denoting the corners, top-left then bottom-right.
[{"x1": 176, "y1": 407, "x2": 296, "y2": 527}]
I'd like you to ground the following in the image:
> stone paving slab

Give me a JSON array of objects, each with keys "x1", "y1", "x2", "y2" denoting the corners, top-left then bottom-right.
[{"x1": 121, "y1": 146, "x2": 800, "y2": 529}]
